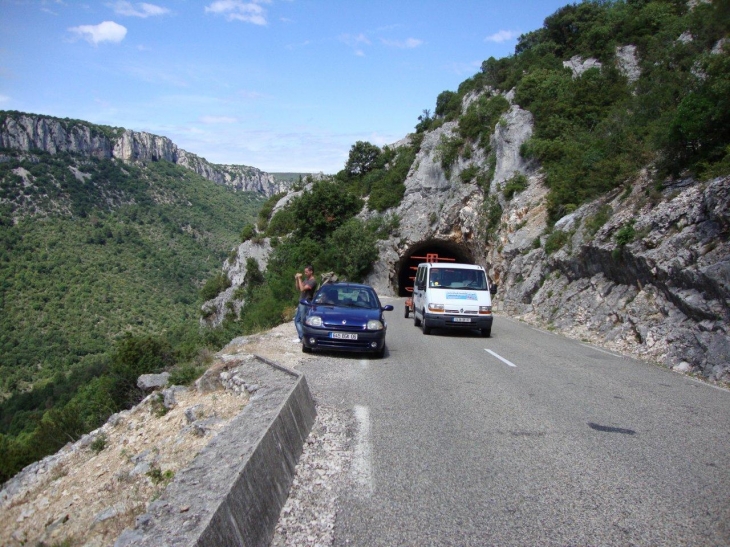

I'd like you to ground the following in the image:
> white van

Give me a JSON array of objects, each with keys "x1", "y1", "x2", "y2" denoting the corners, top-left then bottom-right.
[{"x1": 411, "y1": 262, "x2": 496, "y2": 337}]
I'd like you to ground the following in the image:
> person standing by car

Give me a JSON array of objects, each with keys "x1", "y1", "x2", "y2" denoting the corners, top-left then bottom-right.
[{"x1": 294, "y1": 265, "x2": 317, "y2": 341}]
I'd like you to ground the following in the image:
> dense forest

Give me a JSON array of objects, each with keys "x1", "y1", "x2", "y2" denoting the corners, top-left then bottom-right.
[
  {"x1": 1, "y1": 0, "x2": 728, "y2": 483},
  {"x1": 0, "y1": 152, "x2": 263, "y2": 482}
]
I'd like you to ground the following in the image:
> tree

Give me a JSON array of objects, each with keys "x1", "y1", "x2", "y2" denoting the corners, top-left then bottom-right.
[
  {"x1": 435, "y1": 91, "x2": 461, "y2": 120},
  {"x1": 289, "y1": 180, "x2": 363, "y2": 242},
  {"x1": 345, "y1": 141, "x2": 382, "y2": 178}
]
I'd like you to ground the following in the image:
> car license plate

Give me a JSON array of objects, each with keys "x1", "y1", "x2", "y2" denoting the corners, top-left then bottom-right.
[
  {"x1": 453, "y1": 317, "x2": 472, "y2": 323},
  {"x1": 331, "y1": 332, "x2": 358, "y2": 340}
]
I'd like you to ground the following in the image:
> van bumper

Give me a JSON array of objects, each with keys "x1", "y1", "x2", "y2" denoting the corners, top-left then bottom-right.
[{"x1": 425, "y1": 314, "x2": 493, "y2": 330}]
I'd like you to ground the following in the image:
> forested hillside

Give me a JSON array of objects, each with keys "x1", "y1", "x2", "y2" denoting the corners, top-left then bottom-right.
[{"x1": 0, "y1": 150, "x2": 263, "y2": 482}]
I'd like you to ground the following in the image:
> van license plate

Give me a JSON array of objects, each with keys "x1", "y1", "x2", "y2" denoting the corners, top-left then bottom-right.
[
  {"x1": 453, "y1": 318, "x2": 472, "y2": 323},
  {"x1": 331, "y1": 332, "x2": 358, "y2": 340}
]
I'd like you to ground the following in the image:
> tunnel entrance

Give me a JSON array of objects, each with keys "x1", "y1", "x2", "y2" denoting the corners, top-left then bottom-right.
[{"x1": 396, "y1": 240, "x2": 474, "y2": 296}]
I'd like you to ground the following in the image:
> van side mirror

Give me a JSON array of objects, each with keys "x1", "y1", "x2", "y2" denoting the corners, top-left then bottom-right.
[
  {"x1": 417, "y1": 281, "x2": 426, "y2": 291},
  {"x1": 490, "y1": 284, "x2": 498, "y2": 295}
]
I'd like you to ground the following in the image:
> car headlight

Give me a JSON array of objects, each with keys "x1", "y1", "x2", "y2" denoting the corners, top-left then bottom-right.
[
  {"x1": 428, "y1": 303, "x2": 444, "y2": 312},
  {"x1": 305, "y1": 316, "x2": 323, "y2": 327},
  {"x1": 366, "y1": 320, "x2": 384, "y2": 330},
  {"x1": 479, "y1": 306, "x2": 492, "y2": 315}
]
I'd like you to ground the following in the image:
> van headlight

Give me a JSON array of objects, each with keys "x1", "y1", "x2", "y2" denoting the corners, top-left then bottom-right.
[
  {"x1": 367, "y1": 320, "x2": 384, "y2": 330},
  {"x1": 479, "y1": 306, "x2": 492, "y2": 315},
  {"x1": 428, "y1": 303, "x2": 444, "y2": 312},
  {"x1": 305, "y1": 316, "x2": 323, "y2": 327}
]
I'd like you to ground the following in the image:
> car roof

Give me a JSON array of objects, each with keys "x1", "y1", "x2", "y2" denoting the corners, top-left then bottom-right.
[{"x1": 318, "y1": 282, "x2": 374, "y2": 290}]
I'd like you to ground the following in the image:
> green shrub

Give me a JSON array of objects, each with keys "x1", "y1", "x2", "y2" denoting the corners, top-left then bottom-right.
[
  {"x1": 367, "y1": 145, "x2": 413, "y2": 212},
  {"x1": 458, "y1": 94, "x2": 510, "y2": 149},
  {"x1": 544, "y1": 230, "x2": 570, "y2": 255},
  {"x1": 502, "y1": 172, "x2": 529, "y2": 199},
  {"x1": 435, "y1": 134, "x2": 465, "y2": 178},
  {"x1": 482, "y1": 194, "x2": 503, "y2": 243},
  {"x1": 240, "y1": 223, "x2": 256, "y2": 242},
  {"x1": 435, "y1": 90, "x2": 462, "y2": 120},
  {"x1": 89, "y1": 432, "x2": 108, "y2": 453},
  {"x1": 146, "y1": 465, "x2": 174, "y2": 485},
  {"x1": 615, "y1": 220, "x2": 636, "y2": 247},
  {"x1": 257, "y1": 192, "x2": 286, "y2": 231},
  {"x1": 168, "y1": 365, "x2": 204, "y2": 386},
  {"x1": 459, "y1": 165, "x2": 480, "y2": 184},
  {"x1": 199, "y1": 272, "x2": 232, "y2": 301},
  {"x1": 584, "y1": 205, "x2": 612, "y2": 237}
]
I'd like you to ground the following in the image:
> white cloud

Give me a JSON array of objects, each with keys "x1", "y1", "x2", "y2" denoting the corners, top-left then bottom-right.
[
  {"x1": 200, "y1": 115, "x2": 239, "y2": 124},
  {"x1": 205, "y1": 1, "x2": 268, "y2": 25},
  {"x1": 110, "y1": 2, "x2": 170, "y2": 18},
  {"x1": 340, "y1": 33, "x2": 371, "y2": 56},
  {"x1": 380, "y1": 37, "x2": 423, "y2": 49},
  {"x1": 485, "y1": 30, "x2": 519, "y2": 43},
  {"x1": 339, "y1": 33, "x2": 371, "y2": 47},
  {"x1": 69, "y1": 21, "x2": 128, "y2": 45}
]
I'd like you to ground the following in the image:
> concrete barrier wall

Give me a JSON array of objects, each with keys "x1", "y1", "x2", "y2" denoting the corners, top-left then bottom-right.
[{"x1": 115, "y1": 357, "x2": 316, "y2": 547}]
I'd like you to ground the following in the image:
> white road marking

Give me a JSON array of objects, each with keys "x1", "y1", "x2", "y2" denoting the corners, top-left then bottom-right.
[
  {"x1": 351, "y1": 404, "x2": 374, "y2": 496},
  {"x1": 485, "y1": 349, "x2": 517, "y2": 368},
  {"x1": 359, "y1": 358, "x2": 369, "y2": 369}
]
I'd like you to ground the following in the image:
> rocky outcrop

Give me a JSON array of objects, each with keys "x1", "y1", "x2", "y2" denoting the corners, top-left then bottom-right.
[
  {"x1": 493, "y1": 174, "x2": 730, "y2": 382},
  {"x1": 201, "y1": 46, "x2": 728, "y2": 382},
  {"x1": 201, "y1": 238, "x2": 274, "y2": 328},
  {"x1": 564, "y1": 45, "x2": 641, "y2": 83},
  {"x1": 0, "y1": 112, "x2": 287, "y2": 196}
]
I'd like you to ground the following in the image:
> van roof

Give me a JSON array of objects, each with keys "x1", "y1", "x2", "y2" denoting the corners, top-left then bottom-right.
[{"x1": 418, "y1": 262, "x2": 483, "y2": 270}]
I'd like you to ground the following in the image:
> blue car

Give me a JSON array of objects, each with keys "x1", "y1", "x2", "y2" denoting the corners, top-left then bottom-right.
[{"x1": 300, "y1": 282, "x2": 394, "y2": 358}]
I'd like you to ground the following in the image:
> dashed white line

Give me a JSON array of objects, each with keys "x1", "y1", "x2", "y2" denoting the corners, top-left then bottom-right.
[{"x1": 485, "y1": 349, "x2": 517, "y2": 368}]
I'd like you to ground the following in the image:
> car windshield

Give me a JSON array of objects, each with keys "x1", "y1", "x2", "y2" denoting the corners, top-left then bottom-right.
[
  {"x1": 428, "y1": 268, "x2": 487, "y2": 290},
  {"x1": 314, "y1": 287, "x2": 379, "y2": 309}
]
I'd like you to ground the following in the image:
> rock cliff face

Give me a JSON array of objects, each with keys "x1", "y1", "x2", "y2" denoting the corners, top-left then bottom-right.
[
  {"x1": 211, "y1": 83, "x2": 730, "y2": 382},
  {"x1": 0, "y1": 113, "x2": 287, "y2": 197}
]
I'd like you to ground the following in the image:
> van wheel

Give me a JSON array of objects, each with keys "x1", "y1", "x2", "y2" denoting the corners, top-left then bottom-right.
[
  {"x1": 404, "y1": 305, "x2": 409, "y2": 318},
  {"x1": 413, "y1": 310, "x2": 421, "y2": 327},
  {"x1": 422, "y1": 316, "x2": 431, "y2": 335},
  {"x1": 481, "y1": 328, "x2": 491, "y2": 338}
]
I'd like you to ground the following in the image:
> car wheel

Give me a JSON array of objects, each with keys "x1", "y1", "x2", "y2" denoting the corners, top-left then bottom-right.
[
  {"x1": 481, "y1": 328, "x2": 491, "y2": 338},
  {"x1": 422, "y1": 314, "x2": 431, "y2": 335},
  {"x1": 302, "y1": 344, "x2": 312, "y2": 353},
  {"x1": 404, "y1": 305, "x2": 409, "y2": 318},
  {"x1": 374, "y1": 346, "x2": 385, "y2": 359}
]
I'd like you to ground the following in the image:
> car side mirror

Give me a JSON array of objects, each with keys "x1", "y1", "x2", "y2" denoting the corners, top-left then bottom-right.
[
  {"x1": 382, "y1": 305, "x2": 394, "y2": 311},
  {"x1": 299, "y1": 299, "x2": 312, "y2": 306}
]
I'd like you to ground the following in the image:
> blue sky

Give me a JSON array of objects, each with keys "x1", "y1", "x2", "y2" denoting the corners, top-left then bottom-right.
[{"x1": 1, "y1": 0, "x2": 570, "y2": 173}]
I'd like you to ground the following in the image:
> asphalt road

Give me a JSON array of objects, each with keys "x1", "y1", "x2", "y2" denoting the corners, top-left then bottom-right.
[{"x1": 299, "y1": 297, "x2": 730, "y2": 546}]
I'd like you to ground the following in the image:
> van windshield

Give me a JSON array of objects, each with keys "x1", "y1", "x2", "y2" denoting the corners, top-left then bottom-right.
[{"x1": 428, "y1": 269, "x2": 488, "y2": 290}]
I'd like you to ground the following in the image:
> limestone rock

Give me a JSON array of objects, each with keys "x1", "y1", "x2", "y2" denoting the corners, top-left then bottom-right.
[
  {"x1": 137, "y1": 373, "x2": 170, "y2": 391},
  {"x1": 0, "y1": 113, "x2": 288, "y2": 197}
]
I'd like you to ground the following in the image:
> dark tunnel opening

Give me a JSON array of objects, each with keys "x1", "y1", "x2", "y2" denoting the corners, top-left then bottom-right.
[{"x1": 396, "y1": 240, "x2": 474, "y2": 296}]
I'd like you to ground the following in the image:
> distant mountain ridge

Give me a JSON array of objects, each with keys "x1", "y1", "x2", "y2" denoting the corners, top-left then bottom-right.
[{"x1": 0, "y1": 111, "x2": 288, "y2": 197}]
